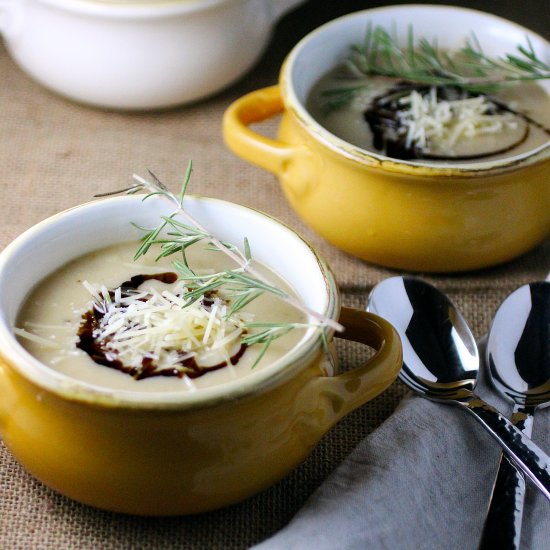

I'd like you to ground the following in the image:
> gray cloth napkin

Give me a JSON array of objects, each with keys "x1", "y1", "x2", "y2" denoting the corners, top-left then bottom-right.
[{"x1": 253, "y1": 344, "x2": 550, "y2": 550}]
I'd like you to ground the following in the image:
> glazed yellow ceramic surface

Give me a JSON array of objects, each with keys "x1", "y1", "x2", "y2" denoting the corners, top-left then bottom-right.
[
  {"x1": 0, "y1": 194, "x2": 401, "y2": 515},
  {"x1": 0, "y1": 308, "x2": 400, "y2": 515},
  {"x1": 224, "y1": 85, "x2": 550, "y2": 273},
  {"x1": 223, "y1": 5, "x2": 550, "y2": 273}
]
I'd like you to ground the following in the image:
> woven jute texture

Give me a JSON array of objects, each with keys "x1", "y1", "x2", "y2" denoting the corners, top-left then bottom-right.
[{"x1": 0, "y1": 0, "x2": 549, "y2": 548}]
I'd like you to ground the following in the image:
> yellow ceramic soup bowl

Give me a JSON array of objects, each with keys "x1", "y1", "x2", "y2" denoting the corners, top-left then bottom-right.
[
  {"x1": 223, "y1": 5, "x2": 550, "y2": 272},
  {"x1": 0, "y1": 195, "x2": 401, "y2": 515}
]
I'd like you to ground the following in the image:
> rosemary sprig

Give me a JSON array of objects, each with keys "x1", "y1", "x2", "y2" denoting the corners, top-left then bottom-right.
[
  {"x1": 323, "y1": 23, "x2": 550, "y2": 111},
  {"x1": 171, "y1": 259, "x2": 286, "y2": 314},
  {"x1": 242, "y1": 322, "x2": 330, "y2": 368},
  {"x1": 98, "y1": 162, "x2": 341, "y2": 367},
  {"x1": 241, "y1": 322, "x2": 311, "y2": 368},
  {"x1": 321, "y1": 84, "x2": 370, "y2": 112}
]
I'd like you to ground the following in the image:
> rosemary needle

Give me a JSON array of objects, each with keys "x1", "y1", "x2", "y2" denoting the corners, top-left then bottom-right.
[
  {"x1": 129, "y1": 166, "x2": 342, "y2": 332},
  {"x1": 101, "y1": 162, "x2": 343, "y2": 368},
  {"x1": 323, "y1": 23, "x2": 550, "y2": 111}
]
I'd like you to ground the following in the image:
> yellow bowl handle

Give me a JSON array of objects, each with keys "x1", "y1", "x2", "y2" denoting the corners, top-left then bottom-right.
[
  {"x1": 307, "y1": 308, "x2": 402, "y2": 425},
  {"x1": 223, "y1": 85, "x2": 296, "y2": 176}
]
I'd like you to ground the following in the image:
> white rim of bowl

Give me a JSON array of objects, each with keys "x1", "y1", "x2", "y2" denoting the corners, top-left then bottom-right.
[
  {"x1": 0, "y1": 195, "x2": 339, "y2": 410},
  {"x1": 281, "y1": 4, "x2": 550, "y2": 175}
]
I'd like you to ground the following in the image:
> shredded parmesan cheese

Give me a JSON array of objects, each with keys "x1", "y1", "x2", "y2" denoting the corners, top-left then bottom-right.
[
  {"x1": 397, "y1": 88, "x2": 519, "y2": 153},
  {"x1": 14, "y1": 327, "x2": 61, "y2": 349},
  {"x1": 83, "y1": 279, "x2": 250, "y2": 377}
]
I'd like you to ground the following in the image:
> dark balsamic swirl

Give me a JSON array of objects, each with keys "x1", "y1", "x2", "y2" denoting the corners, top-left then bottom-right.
[
  {"x1": 76, "y1": 273, "x2": 246, "y2": 380},
  {"x1": 363, "y1": 83, "x2": 539, "y2": 161}
]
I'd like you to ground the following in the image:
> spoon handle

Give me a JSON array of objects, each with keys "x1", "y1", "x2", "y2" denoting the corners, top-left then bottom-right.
[
  {"x1": 478, "y1": 406, "x2": 535, "y2": 550},
  {"x1": 459, "y1": 395, "x2": 550, "y2": 501}
]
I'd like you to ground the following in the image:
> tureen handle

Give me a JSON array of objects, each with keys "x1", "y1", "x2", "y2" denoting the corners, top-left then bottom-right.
[
  {"x1": 297, "y1": 308, "x2": 402, "y2": 429},
  {"x1": 331, "y1": 308, "x2": 402, "y2": 418},
  {"x1": 269, "y1": 0, "x2": 304, "y2": 21},
  {"x1": 223, "y1": 86, "x2": 296, "y2": 176},
  {"x1": 224, "y1": 85, "x2": 318, "y2": 198}
]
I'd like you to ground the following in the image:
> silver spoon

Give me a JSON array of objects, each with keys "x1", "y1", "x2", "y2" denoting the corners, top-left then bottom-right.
[
  {"x1": 367, "y1": 276, "x2": 550, "y2": 500},
  {"x1": 479, "y1": 281, "x2": 550, "y2": 549}
]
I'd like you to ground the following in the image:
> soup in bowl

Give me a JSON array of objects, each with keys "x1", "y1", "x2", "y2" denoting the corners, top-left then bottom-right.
[
  {"x1": 223, "y1": 5, "x2": 550, "y2": 272},
  {"x1": 0, "y1": 193, "x2": 401, "y2": 515}
]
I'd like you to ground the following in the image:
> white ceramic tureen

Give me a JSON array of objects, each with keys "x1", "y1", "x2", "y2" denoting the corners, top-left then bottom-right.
[{"x1": 0, "y1": 0, "x2": 304, "y2": 109}]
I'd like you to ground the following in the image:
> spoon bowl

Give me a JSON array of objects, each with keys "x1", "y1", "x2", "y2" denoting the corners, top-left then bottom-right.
[
  {"x1": 487, "y1": 281, "x2": 550, "y2": 407},
  {"x1": 369, "y1": 277, "x2": 479, "y2": 400},
  {"x1": 367, "y1": 276, "x2": 550, "y2": 501},
  {"x1": 480, "y1": 281, "x2": 550, "y2": 549}
]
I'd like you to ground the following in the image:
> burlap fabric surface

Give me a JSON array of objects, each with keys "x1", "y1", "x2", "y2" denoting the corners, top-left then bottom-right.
[{"x1": 0, "y1": 1, "x2": 549, "y2": 548}]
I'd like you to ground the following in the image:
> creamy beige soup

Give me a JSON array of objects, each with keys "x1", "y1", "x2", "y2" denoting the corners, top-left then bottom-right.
[
  {"x1": 307, "y1": 70, "x2": 550, "y2": 162},
  {"x1": 16, "y1": 242, "x2": 307, "y2": 392}
]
